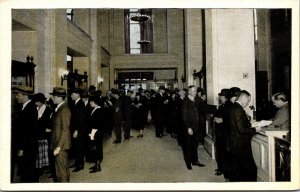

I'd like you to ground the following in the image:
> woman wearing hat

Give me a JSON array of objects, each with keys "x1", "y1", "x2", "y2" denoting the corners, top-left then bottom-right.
[
  {"x1": 34, "y1": 93, "x2": 52, "y2": 176},
  {"x1": 87, "y1": 96, "x2": 104, "y2": 173},
  {"x1": 133, "y1": 92, "x2": 145, "y2": 137}
]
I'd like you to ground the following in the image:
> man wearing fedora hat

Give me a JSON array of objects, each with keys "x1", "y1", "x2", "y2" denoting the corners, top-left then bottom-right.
[
  {"x1": 13, "y1": 86, "x2": 39, "y2": 182},
  {"x1": 213, "y1": 88, "x2": 230, "y2": 176},
  {"x1": 111, "y1": 89, "x2": 123, "y2": 144},
  {"x1": 69, "y1": 88, "x2": 87, "y2": 172},
  {"x1": 50, "y1": 87, "x2": 71, "y2": 182}
]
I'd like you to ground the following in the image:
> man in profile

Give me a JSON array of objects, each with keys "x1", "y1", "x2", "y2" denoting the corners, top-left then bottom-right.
[
  {"x1": 228, "y1": 90, "x2": 260, "y2": 181},
  {"x1": 50, "y1": 87, "x2": 71, "y2": 182},
  {"x1": 13, "y1": 86, "x2": 38, "y2": 182}
]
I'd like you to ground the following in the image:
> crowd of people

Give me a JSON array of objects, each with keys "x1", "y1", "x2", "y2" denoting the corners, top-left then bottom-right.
[{"x1": 11, "y1": 84, "x2": 290, "y2": 183}]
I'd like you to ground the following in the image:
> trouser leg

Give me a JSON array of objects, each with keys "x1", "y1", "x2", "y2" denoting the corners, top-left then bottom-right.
[{"x1": 55, "y1": 150, "x2": 70, "y2": 182}]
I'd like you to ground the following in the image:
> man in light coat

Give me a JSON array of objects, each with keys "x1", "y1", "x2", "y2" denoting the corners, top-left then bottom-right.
[{"x1": 50, "y1": 87, "x2": 71, "y2": 182}]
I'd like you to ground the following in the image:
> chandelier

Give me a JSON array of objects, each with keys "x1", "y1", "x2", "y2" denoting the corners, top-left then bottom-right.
[{"x1": 130, "y1": 14, "x2": 150, "y2": 22}]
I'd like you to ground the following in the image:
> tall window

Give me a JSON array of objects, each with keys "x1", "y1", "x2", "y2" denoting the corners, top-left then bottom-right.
[
  {"x1": 67, "y1": 9, "x2": 74, "y2": 20},
  {"x1": 124, "y1": 9, "x2": 153, "y2": 54}
]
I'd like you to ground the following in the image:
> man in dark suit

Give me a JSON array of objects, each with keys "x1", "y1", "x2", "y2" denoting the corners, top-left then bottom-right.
[
  {"x1": 50, "y1": 87, "x2": 71, "y2": 182},
  {"x1": 122, "y1": 89, "x2": 134, "y2": 139},
  {"x1": 112, "y1": 89, "x2": 123, "y2": 144},
  {"x1": 13, "y1": 86, "x2": 38, "y2": 182},
  {"x1": 213, "y1": 88, "x2": 230, "y2": 176},
  {"x1": 181, "y1": 85, "x2": 205, "y2": 170},
  {"x1": 228, "y1": 90, "x2": 260, "y2": 181},
  {"x1": 69, "y1": 88, "x2": 87, "y2": 172},
  {"x1": 154, "y1": 85, "x2": 168, "y2": 138},
  {"x1": 195, "y1": 87, "x2": 207, "y2": 145}
]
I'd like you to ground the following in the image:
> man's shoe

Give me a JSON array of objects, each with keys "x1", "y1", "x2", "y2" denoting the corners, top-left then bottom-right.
[
  {"x1": 89, "y1": 166, "x2": 101, "y2": 173},
  {"x1": 72, "y1": 166, "x2": 84, "y2": 172},
  {"x1": 186, "y1": 165, "x2": 192, "y2": 170},
  {"x1": 89, "y1": 165, "x2": 96, "y2": 170},
  {"x1": 215, "y1": 171, "x2": 223, "y2": 176},
  {"x1": 69, "y1": 164, "x2": 76, "y2": 168},
  {"x1": 192, "y1": 162, "x2": 205, "y2": 167},
  {"x1": 113, "y1": 140, "x2": 121, "y2": 144}
]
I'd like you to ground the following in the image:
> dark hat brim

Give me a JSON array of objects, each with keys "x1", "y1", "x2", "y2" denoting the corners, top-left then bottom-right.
[
  {"x1": 12, "y1": 87, "x2": 34, "y2": 95},
  {"x1": 49, "y1": 92, "x2": 67, "y2": 96}
]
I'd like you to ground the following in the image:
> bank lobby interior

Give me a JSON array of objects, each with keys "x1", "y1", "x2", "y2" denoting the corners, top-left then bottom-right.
[{"x1": 4, "y1": 7, "x2": 299, "y2": 190}]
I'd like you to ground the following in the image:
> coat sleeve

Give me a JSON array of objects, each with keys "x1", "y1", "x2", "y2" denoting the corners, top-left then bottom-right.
[
  {"x1": 181, "y1": 100, "x2": 190, "y2": 129},
  {"x1": 57, "y1": 106, "x2": 71, "y2": 148},
  {"x1": 234, "y1": 108, "x2": 256, "y2": 135}
]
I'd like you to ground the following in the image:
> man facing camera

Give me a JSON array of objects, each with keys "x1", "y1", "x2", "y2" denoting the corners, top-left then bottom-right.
[{"x1": 181, "y1": 85, "x2": 205, "y2": 170}]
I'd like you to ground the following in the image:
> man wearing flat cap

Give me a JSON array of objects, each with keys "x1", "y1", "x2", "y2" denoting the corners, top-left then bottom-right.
[
  {"x1": 50, "y1": 87, "x2": 71, "y2": 182},
  {"x1": 13, "y1": 86, "x2": 39, "y2": 182},
  {"x1": 69, "y1": 88, "x2": 87, "y2": 172}
]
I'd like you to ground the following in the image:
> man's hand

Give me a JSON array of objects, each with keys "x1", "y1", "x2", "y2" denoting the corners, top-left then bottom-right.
[
  {"x1": 188, "y1": 128, "x2": 193, "y2": 135},
  {"x1": 53, "y1": 147, "x2": 61, "y2": 156},
  {"x1": 254, "y1": 126, "x2": 261, "y2": 132},
  {"x1": 45, "y1": 128, "x2": 52, "y2": 132},
  {"x1": 17, "y1": 150, "x2": 23, "y2": 157},
  {"x1": 73, "y1": 130, "x2": 78, "y2": 138},
  {"x1": 214, "y1": 117, "x2": 223, "y2": 123}
]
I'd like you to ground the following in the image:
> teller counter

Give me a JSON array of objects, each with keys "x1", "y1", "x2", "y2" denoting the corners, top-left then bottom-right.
[{"x1": 251, "y1": 128, "x2": 289, "y2": 181}]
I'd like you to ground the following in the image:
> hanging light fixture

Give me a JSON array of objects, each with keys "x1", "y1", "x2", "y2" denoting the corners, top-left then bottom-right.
[
  {"x1": 130, "y1": 14, "x2": 150, "y2": 22},
  {"x1": 137, "y1": 39, "x2": 151, "y2": 45}
]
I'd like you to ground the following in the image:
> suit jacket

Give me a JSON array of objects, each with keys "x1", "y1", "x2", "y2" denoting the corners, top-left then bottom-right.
[
  {"x1": 229, "y1": 102, "x2": 256, "y2": 155},
  {"x1": 154, "y1": 93, "x2": 168, "y2": 120},
  {"x1": 270, "y1": 102, "x2": 290, "y2": 130},
  {"x1": 51, "y1": 103, "x2": 71, "y2": 150},
  {"x1": 113, "y1": 97, "x2": 123, "y2": 127},
  {"x1": 182, "y1": 97, "x2": 200, "y2": 133},
  {"x1": 15, "y1": 100, "x2": 38, "y2": 152},
  {"x1": 70, "y1": 99, "x2": 87, "y2": 135}
]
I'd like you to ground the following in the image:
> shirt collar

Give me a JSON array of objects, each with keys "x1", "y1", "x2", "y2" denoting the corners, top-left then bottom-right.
[
  {"x1": 188, "y1": 95, "x2": 195, "y2": 102},
  {"x1": 75, "y1": 98, "x2": 81, "y2": 105},
  {"x1": 55, "y1": 102, "x2": 65, "y2": 112},
  {"x1": 22, "y1": 100, "x2": 31, "y2": 110}
]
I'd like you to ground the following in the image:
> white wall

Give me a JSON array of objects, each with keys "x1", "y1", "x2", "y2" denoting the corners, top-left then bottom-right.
[{"x1": 205, "y1": 9, "x2": 256, "y2": 116}]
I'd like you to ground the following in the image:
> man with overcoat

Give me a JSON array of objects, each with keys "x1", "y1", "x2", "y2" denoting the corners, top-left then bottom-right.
[
  {"x1": 228, "y1": 90, "x2": 260, "y2": 181},
  {"x1": 50, "y1": 87, "x2": 71, "y2": 182},
  {"x1": 69, "y1": 88, "x2": 87, "y2": 172},
  {"x1": 13, "y1": 86, "x2": 38, "y2": 182},
  {"x1": 181, "y1": 85, "x2": 205, "y2": 170}
]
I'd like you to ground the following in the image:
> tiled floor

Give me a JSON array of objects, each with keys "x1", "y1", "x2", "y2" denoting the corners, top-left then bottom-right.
[{"x1": 38, "y1": 125, "x2": 226, "y2": 183}]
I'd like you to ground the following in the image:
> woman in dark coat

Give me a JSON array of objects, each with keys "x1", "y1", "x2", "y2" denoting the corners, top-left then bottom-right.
[
  {"x1": 133, "y1": 92, "x2": 145, "y2": 137},
  {"x1": 88, "y1": 96, "x2": 104, "y2": 173},
  {"x1": 34, "y1": 93, "x2": 52, "y2": 175}
]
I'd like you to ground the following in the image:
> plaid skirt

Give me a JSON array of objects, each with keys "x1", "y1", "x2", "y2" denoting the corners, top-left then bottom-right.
[{"x1": 36, "y1": 139, "x2": 50, "y2": 168}]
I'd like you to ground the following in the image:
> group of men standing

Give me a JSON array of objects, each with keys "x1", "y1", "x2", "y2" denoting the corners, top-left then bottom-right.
[
  {"x1": 12, "y1": 83, "x2": 263, "y2": 183},
  {"x1": 213, "y1": 87, "x2": 260, "y2": 181}
]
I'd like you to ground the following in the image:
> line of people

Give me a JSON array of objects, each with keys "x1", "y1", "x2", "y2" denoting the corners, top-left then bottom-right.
[{"x1": 12, "y1": 84, "x2": 287, "y2": 183}]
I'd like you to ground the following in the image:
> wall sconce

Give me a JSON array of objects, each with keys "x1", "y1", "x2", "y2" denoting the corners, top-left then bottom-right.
[
  {"x1": 97, "y1": 76, "x2": 104, "y2": 83},
  {"x1": 61, "y1": 70, "x2": 69, "y2": 86}
]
